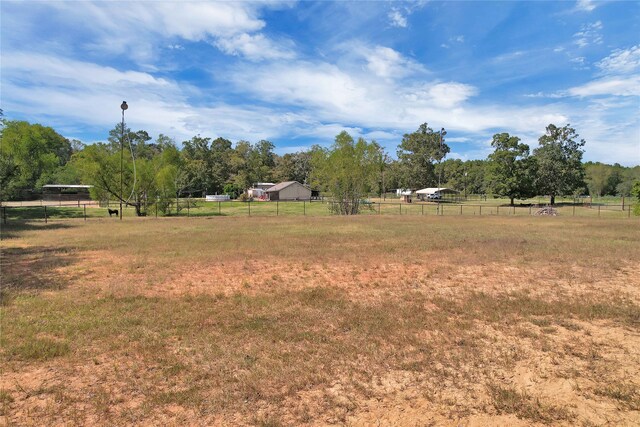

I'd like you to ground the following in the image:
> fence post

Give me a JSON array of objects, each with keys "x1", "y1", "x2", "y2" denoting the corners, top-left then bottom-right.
[
  {"x1": 277, "y1": 200, "x2": 279, "y2": 216},
  {"x1": 460, "y1": 205, "x2": 463, "y2": 215},
  {"x1": 78, "y1": 200, "x2": 80, "y2": 207},
  {"x1": 573, "y1": 204, "x2": 575, "y2": 216},
  {"x1": 399, "y1": 203, "x2": 402, "y2": 215},
  {"x1": 441, "y1": 205, "x2": 444, "y2": 216},
  {"x1": 598, "y1": 204, "x2": 601, "y2": 218},
  {"x1": 44, "y1": 205, "x2": 48, "y2": 223},
  {"x1": 248, "y1": 200, "x2": 251, "y2": 217},
  {"x1": 496, "y1": 206, "x2": 499, "y2": 215},
  {"x1": 422, "y1": 204, "x2": 424, "y2": 216},
  {"x1": 622, "y1": 196, "x2": 625, "y2": 211},
  {"x1": 84, "y1": 204, "x2": 87, "y2": 221},
  {"x1": 303, "y1": 200, "x2": 306, "y2": 216},
  {"x1": 187, "y1": 199, "x2": 190, "y2": 217},
  {"x1": 218, "y1": 201, "x2": 221, "y2": 215},
  {"x1": 479, "y1": 205, "x2": 482, "y2": 216},
  {"x1": 378, "y1": 202, "x2": 381, "y2": 215}
]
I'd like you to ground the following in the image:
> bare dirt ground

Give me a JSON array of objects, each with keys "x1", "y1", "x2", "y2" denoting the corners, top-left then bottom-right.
[{"x1": 1, "y1": 216, "x2": 639, "y2": 426}]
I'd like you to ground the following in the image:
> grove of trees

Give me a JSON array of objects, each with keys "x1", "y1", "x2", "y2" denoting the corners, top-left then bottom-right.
[{"x1": 1, "y1": 113, "x2": 639, "y2": 215}]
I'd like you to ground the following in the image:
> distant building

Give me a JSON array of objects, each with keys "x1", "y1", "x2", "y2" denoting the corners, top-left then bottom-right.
[
  {"x1": 247, "y1": 182, "x2": 276, "y2": 200},
  {"x1": 396, "y1": 188, "x2": 413, "y2": 196},
  {"x1": 265, "y1": 181, "x2": 312, "y2": 201},
  {"x1": 253, "y1": 182, "x2": 276, "y2": 190},
  {"x1": 415, "y1": 187, "x2": 459, "y2": 201},
  {"x1": 42, "y1": 184, "x2": 93, "y2": 202}
]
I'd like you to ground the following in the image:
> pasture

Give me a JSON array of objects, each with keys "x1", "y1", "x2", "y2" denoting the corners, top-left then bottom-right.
[{"x1": 1, "y1": 215, "x2": 639, "y2": 426}]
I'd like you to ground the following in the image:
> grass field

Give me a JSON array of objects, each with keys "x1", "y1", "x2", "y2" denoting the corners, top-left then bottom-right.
[
  {"x1": 2, "y1": 196, "x2": 634, "y2": 222},
  {"x1": 1, "y1": 215, "x2": 639, "y2": 426}
]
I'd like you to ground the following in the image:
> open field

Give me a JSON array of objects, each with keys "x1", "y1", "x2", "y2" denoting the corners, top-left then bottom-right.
[{"x1": 1, "y1": 215, "x2": 639, "y2": 426}]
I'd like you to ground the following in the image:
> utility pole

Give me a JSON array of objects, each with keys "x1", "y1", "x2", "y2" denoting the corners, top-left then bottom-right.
[
  {"x1": 437, "y1": 127, "x2": 446, "y2": 200},
  {"x1": 120, "y1": 101, "x2": 128, "y2": 220}
]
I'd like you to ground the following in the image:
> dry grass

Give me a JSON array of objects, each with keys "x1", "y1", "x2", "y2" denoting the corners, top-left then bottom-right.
[{"x1": 1, "y1": 215, "x2": 639, "y2": 426}]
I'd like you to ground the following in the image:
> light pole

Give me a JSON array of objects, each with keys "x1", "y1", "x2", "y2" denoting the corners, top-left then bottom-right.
[
  {"x1": 120, "y1": 101, "x2": 128, "y2": 220},
  {"x1": 437, "y1": 127, "x2": 446, "y2": 201},
  {"x1": 464, "y1": 170, "x2": 468, "y2": 200}
]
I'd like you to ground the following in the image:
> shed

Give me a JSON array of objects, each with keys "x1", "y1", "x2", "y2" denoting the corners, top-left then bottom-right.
[
  {"x1": 265, "y1": 181, "x2": 312, "y2": 201},
  {"x1": 42, "y1": 184, "x2": 93, "y2": 202},
  {"x1": 253, "y1": 182, "x2": 276, "y2": 191},
  {"x1": 415, "y1": 187, "x2": 459, "y2": 201}
]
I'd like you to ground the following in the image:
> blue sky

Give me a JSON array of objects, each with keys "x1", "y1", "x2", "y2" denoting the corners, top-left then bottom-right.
[{"x1": 2, "y1": 0, "x2": 639, "y2": 165}]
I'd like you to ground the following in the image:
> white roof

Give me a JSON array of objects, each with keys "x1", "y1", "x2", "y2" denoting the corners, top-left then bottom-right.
[{"x1": 416, "y1": 187, "x2": 458, "y2": 194}]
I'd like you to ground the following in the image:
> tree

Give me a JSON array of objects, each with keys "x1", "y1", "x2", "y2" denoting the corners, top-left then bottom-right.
[
  {"x1": 72, "y1": 124, "x2": 164, "y2": 216},
  {"x1": 0, "y1": 120, "x2": 72, "y2": 194},
  {"x1": 632, "y1": 181, "x2": 640, "y2": 216},
  {"x1": 584, "y1": 162, "x2": 611, "y2": 197},
  {"x1": 533, "y1": 124, "x2": 586, "y2": 205},
  {"x1": 487, "y1": 133, "x2": 535, "y2": 205},
  {"x1": 397, "y1": 123, "x2": 449, "y2": 189},
  {"x1": 310, "y1": 131, "x2": 381, "y2": 215},
  {"x1": 273, "y1": 151, "x2": 312, "y2": 184}
]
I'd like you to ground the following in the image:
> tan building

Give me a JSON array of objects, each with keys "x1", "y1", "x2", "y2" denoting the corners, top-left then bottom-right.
[{"x1": 265, "y1": 181, "x2": 312, "y2": 201}]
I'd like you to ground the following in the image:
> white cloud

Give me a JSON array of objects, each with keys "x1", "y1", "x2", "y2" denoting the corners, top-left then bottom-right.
[
  {"x1": 406, "y1": 82, "x2": 478, "y2": 109},
  {"x1": 214, "y1": 33, "x2": 295, "y2": 61},
  {"x1": 596, "y1": 45, "x2": 640, "y2": 75},
  {"x1": 388, "y1": 9, "x2": 407, "y2": 28},
  {"x1": 569, "y1": 76, "x2": 640, "y2": 97},
  {"x1": 17, "y1": 2, "x2": 290, "y2": 63},
  {"x1": 575, "y1": 0, "x2": 597, "y2": 12},
  {"x1": 573, "y1": 21, "x2": 603, "y2": 48},
  {"x1": 361, "y1": 45, "x2": 424, "y2": 79}
]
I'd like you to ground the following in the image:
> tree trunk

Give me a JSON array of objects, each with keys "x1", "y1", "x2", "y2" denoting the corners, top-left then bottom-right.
[
  {"x1": 510, "y1": 197, "x2": 515, "y2": 206},
  {"x1": 550, "y1": 194, "x2": 555, "y2": 205}
]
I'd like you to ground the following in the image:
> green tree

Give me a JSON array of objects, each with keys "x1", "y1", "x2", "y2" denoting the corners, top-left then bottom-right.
[
  {"x1": 487, "y1": 133, "x2": 535, "y2": 205},
  {"x1": 632, "y1": 181, "x2": 640, "y2": 216},
  {"x1": 533, "y1": 124, "x2": 586, "y2": 205},
  {"x1": 397, "y1": 123, "x2": 449, "y2": 189},
  {"x1": 310, "y1": 131, "x2": 381, "y2": 215},
  {"x1": 273, "y1": 151, "x2": 312, "y2": 184},
  {"x1": 0, "y1": 120, "x2": 72, "y2": 195},
  {"x1": 584, "y1": 162, "x2": 611, "y2": 197},
  {"x1": 72, "y1": 124, "x2": 164, "y2": 216}
]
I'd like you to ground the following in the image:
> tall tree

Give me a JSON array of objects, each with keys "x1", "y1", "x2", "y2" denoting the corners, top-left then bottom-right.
[
  {"x1": 273, "y1": 151, "x2": 312, "y2": 184},
  {"x1": 72, "y1": 125, "x2": 164, "y2": 216},
  {"x1": 397, "y1": 123, "x2": 449, "y2": 189},
  {"x1": 0, "y1": 120, "x2": 72, "y2": 194},
  {"x1": 584, "y1": 162, "x2": 612, "y2": 197},
  {"x1": 533, "y1": 124, "x2": 586, "y2": 205},
  {"x1": 310, "y1": 131, "x2": 381, "y2": 215},
  {"x1": 487, "y1": 133, "x2": 535, "y2": 205}
]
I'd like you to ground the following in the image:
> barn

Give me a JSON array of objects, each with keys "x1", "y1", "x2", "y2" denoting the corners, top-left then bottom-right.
[{"x1": 265, "y1": 181, "x2": 312, "y2": 201}]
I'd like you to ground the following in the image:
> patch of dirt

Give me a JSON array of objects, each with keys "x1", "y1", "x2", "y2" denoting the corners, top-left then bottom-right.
[{"x1": 3, "y1": 242, "x2": 640, "y2": 426}]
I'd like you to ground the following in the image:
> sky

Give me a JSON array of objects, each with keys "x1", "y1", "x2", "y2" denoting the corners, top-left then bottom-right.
[{"x1": 1, "y1": 0, "x2": 639, "y2": 165}]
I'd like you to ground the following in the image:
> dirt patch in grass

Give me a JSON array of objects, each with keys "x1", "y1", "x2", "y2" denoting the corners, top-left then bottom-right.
[{"x1": 1, "y1": 216, "x2": 639, "y2": 425}]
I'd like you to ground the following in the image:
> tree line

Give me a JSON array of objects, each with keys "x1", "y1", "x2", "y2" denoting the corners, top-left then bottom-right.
[{"x1": 1, "y1": 114, "x2": 639, "y2": 215}]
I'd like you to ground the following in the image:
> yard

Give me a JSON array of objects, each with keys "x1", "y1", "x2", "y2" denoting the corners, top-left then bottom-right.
[{"x1": 1, "y1": 215, "x2": 639, "y2": 426}]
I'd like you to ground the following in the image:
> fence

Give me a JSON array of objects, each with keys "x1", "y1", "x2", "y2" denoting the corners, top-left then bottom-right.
[{"x1": 1, "y1": 199, "x2": 637, "y2": 225}]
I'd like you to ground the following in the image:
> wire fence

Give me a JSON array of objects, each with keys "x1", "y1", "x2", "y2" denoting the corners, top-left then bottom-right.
[{"x1": 0, "y1": 199, "x2": 637, "y2": 225}]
